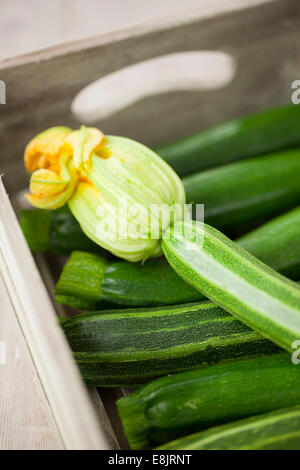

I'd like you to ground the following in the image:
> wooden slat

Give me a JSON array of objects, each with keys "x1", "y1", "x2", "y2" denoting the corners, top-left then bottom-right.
[
  {"x1": 0, "y1": 179, "x2": 118, "y2": 450},
  {"x1": 0, "y1": 270, "x2": 63, "y2": 450}
]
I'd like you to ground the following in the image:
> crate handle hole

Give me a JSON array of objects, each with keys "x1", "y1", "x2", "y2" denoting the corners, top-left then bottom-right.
[{"x1": 71, "y1": 51, "x2": 235, "y2": 123}]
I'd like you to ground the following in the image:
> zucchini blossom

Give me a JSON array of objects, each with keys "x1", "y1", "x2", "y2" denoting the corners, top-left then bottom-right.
[{"x1": 25, "y1": 126, "x2": 186, "y2": 261}]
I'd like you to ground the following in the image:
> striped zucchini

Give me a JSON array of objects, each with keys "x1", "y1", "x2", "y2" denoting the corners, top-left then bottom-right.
[
  {"x1": 55, "y1": 206, "x2": 300, "y2": 309},
  {"x1": 117, "y1": 353, "x2": 300, "y2": 449},
  {"x1": 183, "y1": 149, "x2": 300, "y2": 230},
  {"x1": 158, "y1": 405, "x2": 300, "y2": 450},
  {"x1": 162, "y1": 221, "x2": 300, "y2": 353},
  {"x1": 59, "y1": 302, "x2": 280, "y2": 387},
  {"x1": 157, "y1": 104, "x2": 300, "y2": 176}
]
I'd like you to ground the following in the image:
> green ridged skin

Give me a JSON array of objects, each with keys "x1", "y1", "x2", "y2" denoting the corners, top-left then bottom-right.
[
  {"x1": 55, "y1": 206, "x2": 300, "y2": 309},
  {"x1": 60, "y1": 301, "x2": 280, "y2": 387},
  {"x1": 162, "y1": 221, "x2": 300, "y2": 353},
  {"x1": 157, "y1": 104, "x2": 300, "y2": 176},
  {"x1": 158, "y1": 405, "x2": 300, "y2": 450},
  {"x1": 55, "y1": 251, "x2": 108, "y2": 306},
  {"x1": 183, "y1": 149, "x2": 300, "y2": 230},
  {"x1": 117, "y1": 354, "x2": 300, "y2": 449}
]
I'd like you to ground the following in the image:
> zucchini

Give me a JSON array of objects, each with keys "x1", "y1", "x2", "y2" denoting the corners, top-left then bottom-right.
[
  {"x1": 157, "y1": 104, "x2": 300, "y2": 176},
  {"x1": 238, "y1": 206, "x2": 300, "y2": 280},
  {"x1": 55, "y1": 252, "x2": 205, "y2": 309},
  {"x1": 60, "y1": 302, "x2": 280, "y2": 387},
  {"x1": 117, "y1": 353, "x2": 300, "y2": 449},
  {"x1": 183, "y1": 149, "x2": 300, "y2": 230},
  {"x1": 162, "y1": 220, "x2": 300, "y2": 353},
  {"x1": 54, "y1": 294, "x2": 101, "y2": 311},
  {"x1": 20, "y1": 206, "x2": 99, "y2": 254},
  {"x1": 56, "y1": 206, "x2": 300, "y2": 309},
  {"x1": 158, "y1": 405, "x2": 300, "y2": 450}
]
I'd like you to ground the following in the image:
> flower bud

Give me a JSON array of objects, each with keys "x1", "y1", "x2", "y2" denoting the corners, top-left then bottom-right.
[{"x1": 25, "y1": 127, "x2": 185, "y2": 261}]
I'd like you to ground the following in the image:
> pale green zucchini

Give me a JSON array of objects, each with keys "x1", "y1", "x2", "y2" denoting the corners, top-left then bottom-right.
[
  {"x1": 60, "y1": 301, "x2": 280, "y2": 387},
  {"x1": 158, "y1": 405, "x2": 300, "y2": 450},
  {"x1": 117, "y1": 353, "x2": 300, "y2": 449},
  {"x1": 162, "y1": 221, "x2": 300, "y2": 353}
]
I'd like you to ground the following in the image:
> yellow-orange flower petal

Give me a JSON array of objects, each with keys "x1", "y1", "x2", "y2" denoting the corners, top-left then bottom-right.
[
  {"x1": 25, "y1": 155, "x2": 78, "y2": 209},
  {"x1": 24, "y1": 126, "x2": 72, "y2": 173},
  {"x1": 64, "y1": 126, "x2": 104, "y2": 170}
]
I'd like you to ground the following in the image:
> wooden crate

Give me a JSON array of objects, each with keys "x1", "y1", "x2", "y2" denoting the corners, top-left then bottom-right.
[{"x1": 0, "y1": 0, "x2": 299, "y2": 449}]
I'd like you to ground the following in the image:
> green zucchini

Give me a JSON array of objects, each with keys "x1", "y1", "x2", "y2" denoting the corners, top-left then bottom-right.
[
  {"x1": 157, "y1": 104, "x2": 300, "y2": 176},
  {"x1": 20, "y1": 209, "x2": 52, "y2": 252},
  {"x1": 56, "y1": 206, "x2": 300, "y2": 309},
  {"x1": 55, "y1": 294, "x2": 117, "y2": 311},
  {"x1": 183, "y1": 149, "x2": 300, "y2": 230},
  {"x1": 117, "y1": 353, "x2": 300, "y2": 449},
  {"x1": 158, "y1": 405, "x2": 300, "y2": 450},
  {"x1": 238, "y1": 206, "x2": 300, "y2": 280},
  {"x1": 55, "y1": 252, "x2": 204, "y2": 309},
  {"x1": 20, "y1": 206, "x2": 99, "y2": 254},
  {"x1": 59, "y1": 302, "x2": 280, "y2": 387},
  {"x1": 162, "y1": 220, "x2": 300, "y2": 353}
]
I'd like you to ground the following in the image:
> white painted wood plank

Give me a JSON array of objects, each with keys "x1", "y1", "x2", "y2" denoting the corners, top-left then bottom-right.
[
  {"x1": 0, "y1": 271, "x2": 62, "y2": 450},
  {"x1": 0, "y1": 179, "x2": 118, "y2": 449}
]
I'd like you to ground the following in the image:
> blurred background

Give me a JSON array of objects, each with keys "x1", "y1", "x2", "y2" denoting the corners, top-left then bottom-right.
[{"x1": 0, "y1": 0, "x2": 216, "y2": 61}]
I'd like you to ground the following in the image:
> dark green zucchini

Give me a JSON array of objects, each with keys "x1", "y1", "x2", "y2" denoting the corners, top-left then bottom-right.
[
  {"x1": 117, "y1": 353, "x2": 300, "y2": 449},
  {"x1": 20, "y1": 208, "x2": 52, "y2": 252},
  {"x1": 59, "y1": 301, "x2": 280, "y2": 387},
  {"x1": 183, "y1": 149, "x2": 300, "y2": 230},
  {"x1": 158, "y1": 405, "x2": 300, "y2": 450},
  {"x1": 162, "y1": 220, "x2": 300, "y2": 353},
  {"x1": 55, "y1": 206, "x2": 300, "y2": 309},
  {"x1": 20, "y1": 206, "x2": 99, "y2": 254},
  {"x1": 157, "y1": 104, "x2": 300, "y2": 176},
  {"x1": 238, "y1": 206, "x2": 300, "y2": 280}
]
